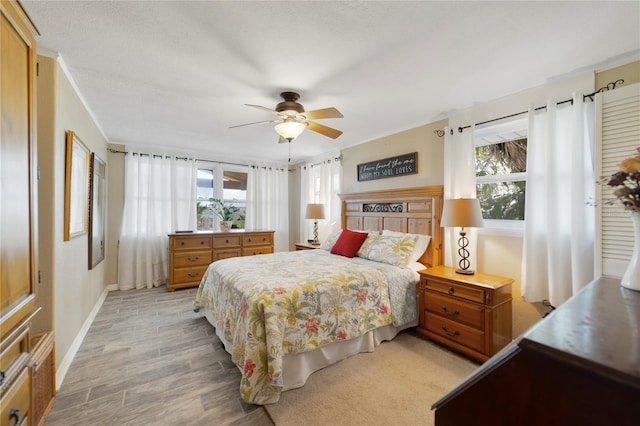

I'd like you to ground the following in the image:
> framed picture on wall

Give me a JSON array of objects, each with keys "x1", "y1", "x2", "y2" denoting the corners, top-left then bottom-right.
[
  {"x1": 64, "y1": 130, "x2": 90, "y2": 240},
  {"x1": 88, "y1": 153, "x2": 106, "y2": 269}
]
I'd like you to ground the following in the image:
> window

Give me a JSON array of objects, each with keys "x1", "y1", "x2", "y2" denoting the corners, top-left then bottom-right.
[
  {"x1": 196, "y1": 164, "x2": 247, "y2": 231},
  {"x1": 475, "y1": 119, "x2": 527, "y2": 224}
]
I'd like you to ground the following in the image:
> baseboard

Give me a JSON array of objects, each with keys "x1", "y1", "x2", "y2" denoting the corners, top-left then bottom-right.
[{"x1": 55, "y1": 286, "x2": 111, "y2": 390}]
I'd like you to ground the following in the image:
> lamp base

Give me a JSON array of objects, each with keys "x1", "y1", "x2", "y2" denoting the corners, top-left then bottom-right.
[{"x1": 455, "y1": 268, "x2": 475, "y2": 275}]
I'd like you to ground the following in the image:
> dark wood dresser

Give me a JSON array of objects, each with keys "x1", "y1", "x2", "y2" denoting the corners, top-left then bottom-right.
[{"x1": 432, "y1": 276, "x2": 640, "y2": 425}]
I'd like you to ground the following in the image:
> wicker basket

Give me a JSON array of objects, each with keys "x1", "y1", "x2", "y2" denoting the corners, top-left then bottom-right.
[{"x1": 30, "y1": 332, "x2": 56, "y2": 426}]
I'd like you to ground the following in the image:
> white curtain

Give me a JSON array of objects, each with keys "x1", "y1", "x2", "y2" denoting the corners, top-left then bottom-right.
[
  {"x1": 246, "y1": 163, "x2": 289, "y2": 252},
  {"x1": 443, "y1": 123, "x2": 479, "y2": 271},
  {"x1": 299, "y1": 154, "x2": 342, "y2": 242},
  {"x1": 118, "y1": 154, "x2": 197, "y2": 290},
  {"x1": 522, "y1": 93, "x2": 595, "y2": 306}
]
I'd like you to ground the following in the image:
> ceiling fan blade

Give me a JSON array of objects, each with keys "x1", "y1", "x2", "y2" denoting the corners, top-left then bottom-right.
[
  {"x1": 229, "y1": 119, "x2": 279, "y2": 129},
  {"x1": 245, "y1": 104, "x2": 282, "y2": 115},
  {"x1": 306, "y1": 121, "x2": 343, "y2": 139},
  {"x1": 304, "y1": 107, "x2": 343, "y2": 120}
]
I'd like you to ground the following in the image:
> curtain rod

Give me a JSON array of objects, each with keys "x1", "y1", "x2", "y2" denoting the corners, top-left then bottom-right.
[
  {"x1": 107, "y1": 148, "x2": 248, "y2": 168},
  {"x1": 434, "y1": 79, "x2": 625, "y2": 137}
]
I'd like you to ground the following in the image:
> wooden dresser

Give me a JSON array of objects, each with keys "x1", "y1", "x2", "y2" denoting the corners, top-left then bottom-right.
[
  {"x1": 432, "y1": 277, "x2": 640, "y2": 425},
  {"x1": 1, "y1": 1, "x2": 41, "y2": 425},
  {"x1": 167, "y1": 230, "x2": 274, "y2": 291},
  {"x1": 417, "y1": 265, "x2": 513, "y2": 362}
]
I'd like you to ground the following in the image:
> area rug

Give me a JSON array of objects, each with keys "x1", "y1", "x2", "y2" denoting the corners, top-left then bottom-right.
[{"x1": 264, "y1": 331, "x2": 479, "y2": 426}]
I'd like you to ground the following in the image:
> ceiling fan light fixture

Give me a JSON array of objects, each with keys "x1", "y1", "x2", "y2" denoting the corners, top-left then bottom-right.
[{"x1": 275, "y1": 119, "x2": 306, "y2": 141}]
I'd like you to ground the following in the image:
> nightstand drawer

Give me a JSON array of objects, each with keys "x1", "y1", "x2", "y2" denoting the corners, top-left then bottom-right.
[
  {"x1": 172, "y1": 251, "x2": 212, "y2": 268},
  {"x1": 425, "y1": 313, "x2": 484, "y2": 353},
  {"x1": 424, "y1": 278, "x2": 485, "y2": 304},
  {"x1": 424, "y1": 291, "x2": 485, "y2": 330},
  {"x1": 173, "y1": 266, "x2": 208, "y2": 284}
]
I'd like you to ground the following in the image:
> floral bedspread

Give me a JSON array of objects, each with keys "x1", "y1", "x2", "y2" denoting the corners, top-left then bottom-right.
[{"x1": 194, "y1": 249, "x2": 418, "y2": 404}]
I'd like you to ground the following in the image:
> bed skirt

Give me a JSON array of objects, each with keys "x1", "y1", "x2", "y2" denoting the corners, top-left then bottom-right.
[{"x1": 203, "y1": 308, "x2": 416, "y2": 394}]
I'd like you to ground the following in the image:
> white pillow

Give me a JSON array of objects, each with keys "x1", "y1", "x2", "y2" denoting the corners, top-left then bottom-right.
[{"x1": 382, "y1": 230, "x2": 431, "y2": 264}]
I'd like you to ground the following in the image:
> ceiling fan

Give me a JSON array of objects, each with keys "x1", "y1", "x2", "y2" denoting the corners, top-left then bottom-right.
[{"x1": 230, "y1": 91, "x2": 343, "y2": 143}]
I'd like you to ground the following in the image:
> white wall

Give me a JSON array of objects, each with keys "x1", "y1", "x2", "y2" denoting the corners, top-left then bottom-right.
[
  {"x1": 334, "y1": 69, "x2": 640, "y2": 337},
  {"x1": 36, "y1": 55, "x2": 110, "y2": 383},
  {"x1": 341, "y1": 119, "x2": 446, "y2": 194}
]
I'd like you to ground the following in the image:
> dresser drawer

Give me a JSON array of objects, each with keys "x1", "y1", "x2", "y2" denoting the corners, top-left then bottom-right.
[
  {"x1": 0, "y1": 366, "x2": 31, "y2": 426},
  {"x1": 213, "y1": 248, "x2": 241, "y2": 261},
  {"x1": 0, "y1": 324, "x2": 30, "y2": 379},
  {"x1": 242, "y1": 246, "x2": 273, "y2": 256},
  {"x1": 425, "y1": 313, "x2": 484, "y2": 353},
  {"x1": 243, "y1": 233, "x2": 273, "y2": 247},
  {"x1": 172, "y1": 235, "x2": 211, "y2": 250},
  {"x1": 424, "y1": 291, "x2": 485, "y2": 330},
  {"x1": 172, "y1": 251, "x2": 212, "y2": 268},
  {"x1": 172, "y1": 266, "x2": 208, "y2": 284},
  {"x1": 424, "y1": 278, "x2": 486, "y2": 304},
  {"x1": 213, "y1": 235, "x2": 241, "y2": 248}
]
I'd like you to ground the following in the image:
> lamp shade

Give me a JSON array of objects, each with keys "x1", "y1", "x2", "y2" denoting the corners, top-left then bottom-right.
[
  {"x1": 305, "y1": 203, "x2": 326, "y2": 220},
  {"x1": 275, "y1": 119, "x2": 306, "y2": 141},
  {"x1": 441, "y1": 198, "x2": 484, "y2": 228}
]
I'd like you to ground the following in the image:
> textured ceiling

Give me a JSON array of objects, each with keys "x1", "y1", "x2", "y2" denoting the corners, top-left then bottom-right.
[{"x1": 22, "y1": 1, "x2": 640, "y2": 164}]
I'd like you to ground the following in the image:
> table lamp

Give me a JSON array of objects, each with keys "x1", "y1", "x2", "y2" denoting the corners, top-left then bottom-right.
[
  {"x1": 441, "y1": 198, "x2": 484, "y2": 275},
  {"x1": 305, "y1": 203, "x2": 326, "y2": 244}
]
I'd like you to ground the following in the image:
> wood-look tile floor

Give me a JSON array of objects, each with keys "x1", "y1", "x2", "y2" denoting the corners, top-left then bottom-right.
[{"x1": 45, "y1": 286, "x2": 274, "y2": 426}]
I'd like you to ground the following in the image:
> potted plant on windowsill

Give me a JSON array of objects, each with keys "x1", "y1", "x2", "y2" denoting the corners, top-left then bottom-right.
[{"x1": 210, "y1": 198, "x2": 239, "y2": 232}]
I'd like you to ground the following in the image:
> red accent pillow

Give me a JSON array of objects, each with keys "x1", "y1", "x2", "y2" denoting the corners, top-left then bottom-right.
[{"x1": 330, "y1": 229, "x2": 369, "y2": 258}]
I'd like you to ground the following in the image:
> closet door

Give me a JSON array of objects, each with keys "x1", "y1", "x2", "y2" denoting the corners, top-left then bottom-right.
[
  {"x1": 595, "y1": 83, "x2": 640, "y2": 278},
  {"x1": 0, "y1": 0, "x2": 38, "y2": 341}
]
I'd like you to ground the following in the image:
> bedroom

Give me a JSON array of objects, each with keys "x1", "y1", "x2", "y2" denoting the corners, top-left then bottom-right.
[{"x1": 2, "y1": 0, "x2": 639, "y2": 424}]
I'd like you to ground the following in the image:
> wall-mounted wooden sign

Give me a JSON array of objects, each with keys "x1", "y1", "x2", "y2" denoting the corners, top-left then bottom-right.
[{"x1": 357, "y1": 152, "x2": 418, "y2": 181}]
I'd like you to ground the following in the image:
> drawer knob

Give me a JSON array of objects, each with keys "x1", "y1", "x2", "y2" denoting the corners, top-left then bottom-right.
[
  {"x1": 187, "y1": 257, "x2": 199, "y2": 262},
  {"x1": 448, "y1": 286, "x2": 455, "y2": 295},
  {"x1": 0, "y1": 370, "x2": 4, "y2": 386},
  {"x1": 248, "y1": 238, "x2": 252, "y2": 242},
  {"x1": 9, "y1": 407, "x2": 21, "y2": 426},
  {"x1": 262, "y1": 237, "x2": 266, "y2": 241},
  {"x1": 180, "y1": 241, "x2": 185, "y2": 246},
  {"x1": 441, "y1": 325, "x2": 460, "y2": 337},
  {"x1": 441, "y1": 306, "x2": 460, "y2": 316},
  {"x1": 200, "y1": 240, "x2": 205, "y2": 245},
  {"x1": 188, "y1": 272, "x2": 199, "y2": 278},
  {"x1": 225, "y1": 239, "x2": 229, "y2": 244}
]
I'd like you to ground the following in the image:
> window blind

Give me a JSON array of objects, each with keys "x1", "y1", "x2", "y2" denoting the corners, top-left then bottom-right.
[{"x1": 596, "y1": 82, "x2": 640, "y2": 278}]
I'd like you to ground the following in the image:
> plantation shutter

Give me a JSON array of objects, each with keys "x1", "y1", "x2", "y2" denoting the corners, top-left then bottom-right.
[{"x1": 595, "y1": 82, "x2": 640, "y2": 278}]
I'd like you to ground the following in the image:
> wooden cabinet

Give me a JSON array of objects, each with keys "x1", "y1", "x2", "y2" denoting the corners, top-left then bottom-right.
[
  {"x1": 1, "y1": 1, "x2": 40, "y2": 424},
  {"x1": 432, "y1": 277, "x2": 640, "y2": 425},
  {"x1": 168, "y1": 230, "x2": 274, "y2": 291},
  {"x1": 295, "y1": 242, "x2": 320, "y2": 250},
  {"x1": 417, "y1": 266, "x2": 512, "y2": 362}
]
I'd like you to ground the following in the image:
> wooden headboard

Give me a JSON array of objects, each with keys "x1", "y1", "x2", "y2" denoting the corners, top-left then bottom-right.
[{"x1": 339, "y1": 185, "x2": 444, "y2": 268}]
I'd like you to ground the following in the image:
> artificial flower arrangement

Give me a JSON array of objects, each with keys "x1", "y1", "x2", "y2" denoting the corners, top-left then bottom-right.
[
  {"x1": 209, "y1": 198, "x2": 239, "y2": 221},
  {"x1": 606, "y1": 147, "x2": 640, "y2": 212}
]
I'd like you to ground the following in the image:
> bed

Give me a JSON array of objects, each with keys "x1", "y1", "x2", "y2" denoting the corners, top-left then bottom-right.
[{"x1": 194, "y1": 186, "x2": 443, "y2": 404}]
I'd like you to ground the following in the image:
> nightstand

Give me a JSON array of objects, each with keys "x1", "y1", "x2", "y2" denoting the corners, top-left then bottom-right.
[
  {"x1": 417, "y1": 265, "x2": 513, "y2": 362},
  {"x1": 295, "y1": 242, "x2": 321, "y2": 250}
]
